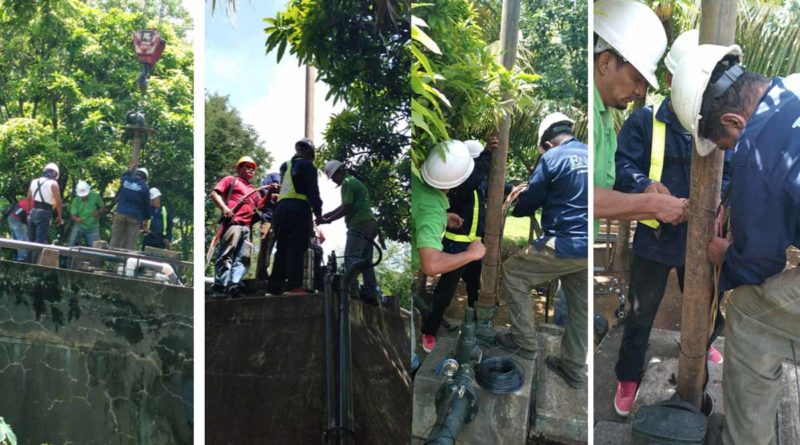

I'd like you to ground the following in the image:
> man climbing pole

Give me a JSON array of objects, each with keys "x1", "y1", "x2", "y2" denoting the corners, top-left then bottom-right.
[
  {"x1": 209, "y1": 156, "x2": 263, "y2": 298},
  {"x1": 494, "y1": 113, "x2": 589, "y2": 389},
  {"x1": 132, "y1": 28, "x2": 166, "y2": 95},
  {"x1": 418, "y1": 137, "x2": 495, "y2": 353},
  {"x1": 268, "y1": 139, "x2": 323, "y2": 295},
  {"x1": 672, "y1": 43, "x2": 800, "y2": 445},
  {"x1": 320, "y1": 160, "x2": 380, "y2": 304}
]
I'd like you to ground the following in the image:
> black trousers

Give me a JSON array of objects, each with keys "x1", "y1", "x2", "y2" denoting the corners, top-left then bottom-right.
[
  {"x1": 615, "y1": 254, "x2": 684, "y2": 382},
  {"x1": 268, "y1": 206, "x2": 311, "y2": 292},
  {"x1": 421, "y1": 258, "x2": 482, "y2": 336}
]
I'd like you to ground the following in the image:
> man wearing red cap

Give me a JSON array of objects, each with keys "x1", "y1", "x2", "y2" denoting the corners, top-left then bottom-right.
[{"x1": 209, "y1": 156, "x2": 263, "y2": 297}]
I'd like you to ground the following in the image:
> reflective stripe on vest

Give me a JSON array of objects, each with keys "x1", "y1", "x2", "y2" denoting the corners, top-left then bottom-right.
[
  {"x1": 640, "y1": 104, "x2": 666, "y2": 230},
  {"x1": 278, "y1": 160, "x2": 308, "y2": 202},
  {"x1": 162, "y1": 207, "x2": 168, "y2": 237},
  {"x1": 444, "y1": 190, "x2": 481, "y2": 243}
]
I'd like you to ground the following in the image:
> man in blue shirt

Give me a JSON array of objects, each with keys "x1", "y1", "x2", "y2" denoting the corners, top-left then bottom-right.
[
  {"x1": 673, "y1": 44, "x2": 800, "y2": 445},
  {"x1": 611, "y1": 31, "x2": 729, "y2": 417},
  {"x1": 110, "y1": 165, "x2": 151, "y2": 250},
  {"x1": 495, "y1": 114, "x2": 589, "y2": 389},
  {"x1": 142, "y1": 187, "x2": 171, "y2": 250},
  {"x1": 268, "y1": 139, "x2": 324, "y2": 294}
]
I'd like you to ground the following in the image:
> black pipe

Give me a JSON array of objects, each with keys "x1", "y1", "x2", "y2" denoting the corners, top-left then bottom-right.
[
  {"x1": 426, "y1": 367, "x2": 479, "y2": 445},
  {"x1": 324, "y1": 252, "x2": 337, "y2": 444}
]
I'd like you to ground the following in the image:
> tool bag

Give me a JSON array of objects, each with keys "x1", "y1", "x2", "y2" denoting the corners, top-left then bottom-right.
[{"x1": 632, "y1": 398, "x2": 706, "y2": 444}]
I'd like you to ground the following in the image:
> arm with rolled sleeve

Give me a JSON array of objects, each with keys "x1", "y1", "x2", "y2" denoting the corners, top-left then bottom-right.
[
  {"x1": 512, "y1": 156, "x2": 549, "y2": 218},
  {"x1": 299, "y1": 162, "x2": 323, "y2": 219},
  {"x1": 614, "y1": 107, "x2": 654, "y2": 194}
]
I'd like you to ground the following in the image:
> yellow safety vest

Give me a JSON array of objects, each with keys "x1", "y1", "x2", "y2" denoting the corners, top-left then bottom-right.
[
  {"x1": 640, "y1": 103, "x2": 666, "y2": 230},
  {"x1": 444, "y1": 190, "x2": 481, "y2": 242},
  {"x1": 278, "y1": 159, "x2": 308, "y2": 202}
]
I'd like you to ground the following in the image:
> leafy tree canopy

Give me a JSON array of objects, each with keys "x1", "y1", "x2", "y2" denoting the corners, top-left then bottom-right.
[{"x1": 0, "y1": 0, "x2": 194, "y2": 256}]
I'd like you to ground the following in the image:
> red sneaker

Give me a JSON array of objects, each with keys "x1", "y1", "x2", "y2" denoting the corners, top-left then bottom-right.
[
  {"x1": 708, "y1": 345, "x2": 724, "y2": 364},
  {"x1": 287, "y1": 287, "x2": 310, "y2": 294},
  {"x1": 422, "y1": 335, "x2": 437, "y2": 353},
  {"x1": 614, "y1": 380, "x2": 639, "y2": 417}
]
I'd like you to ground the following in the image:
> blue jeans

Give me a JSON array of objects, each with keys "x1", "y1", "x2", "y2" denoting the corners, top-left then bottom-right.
[
  {"x1": 7, "y1": 217, "x2": 28, "y2": 261},
  {"x1": 344, "y1": 220, "x2": 378, "y2": 301},
  {"x1": 68, "y1": 225, "x2": 100, "y2": 247},
  {"x1": 214, "y1": 225, "x2": 252, "y2": 291}
]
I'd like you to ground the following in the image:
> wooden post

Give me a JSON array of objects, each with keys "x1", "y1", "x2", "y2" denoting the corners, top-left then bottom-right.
[
  {"x1": 477, "y1": 0, "x2": 521, "y2": 310},
  {"x1": 305, "y1": 65, "x2": 315, "y2": 139},
  {"x1": 676, "y1": 0, "x2": 737, "y2": 409},
  {"x1": 131, "y1": 130, "x2": 142, "y2": 168}
]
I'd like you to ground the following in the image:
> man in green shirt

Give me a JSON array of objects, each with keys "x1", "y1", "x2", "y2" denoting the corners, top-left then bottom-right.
[
  {"x1": 320, "y1": 160, "x2": 381, "y2": 302},
  {"x1": 593, "y1": 0, "x2": 688, "y2": 229},
  {"x1": 412, "y1": 140, "x2": 485, "y2": 277},
  {"x1": 68, "y1": 180, "x2": 106, "y2": 247}
]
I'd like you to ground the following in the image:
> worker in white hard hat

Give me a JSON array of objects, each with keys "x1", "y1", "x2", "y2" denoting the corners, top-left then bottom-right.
[
  {"x1": 671, "y1": 43, "x2": 800, "y2": 445},
  {"x1": 67, "y1": 180, "x2": 106, "y2": 247},
  {"x1": 593, "y1": 0, "x2": 688, "y2": 231},
  {"x1": 610, "y1": 29, "x2": 728, "y2": 417},
  {"x1": 419, "y1": 136, "x2": 497, "y2": 354},
  {"x1": 110, "y1": 161, "x2": 151, "y2": 251},
  {"x1": 142, "y1": 187, "x2": 171, "y2": 250},
  {"x1": 26, "y1": 162, "x2": 63, "y2": 259},
  {"x1": 319, "y1": 159, "x2": 380, "y2": 304},
  {"x1": 412, "y1": 140, "x2": 486, "y2": 277},
  {"x1": 494, "y1": 115, "x2": 589, "y2": 389}
]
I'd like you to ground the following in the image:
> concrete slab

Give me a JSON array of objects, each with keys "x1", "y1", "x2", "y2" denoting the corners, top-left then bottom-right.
[
  {"x1": 531, "y1": 325, "x2": 588, "y2": 444},
  {"x1": 412, "y1": 336, "x2": 536, "y2": 445},
  {"x1": 593, "y1": 421, "x2": 633, "y2": 445}
]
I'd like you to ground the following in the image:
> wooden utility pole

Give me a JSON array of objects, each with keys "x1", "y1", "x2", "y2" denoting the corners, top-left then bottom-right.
[
  {"x1": 305, "y1": 65, "x2": 315, "y2": 139},
  {"x1": 676, "y1": 0, "x2": 737, "y2": 409},
  {"x1": 477, "y1": 0, "x2": 521, "y2": 311}
]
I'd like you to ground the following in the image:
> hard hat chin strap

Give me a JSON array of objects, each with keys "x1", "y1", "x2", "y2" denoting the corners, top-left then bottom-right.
[{"x1": 700, "y1": 60, "x2": 745, "y2": 119}]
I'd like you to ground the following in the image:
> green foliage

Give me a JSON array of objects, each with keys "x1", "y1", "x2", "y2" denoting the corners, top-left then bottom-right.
[
  {"x1": 265, "y1": 0, "x2": 411, "y2": 243},
  {"x1": 374, "y1": 240, "x2": 413, "y2": 308},
  {"x1": 0, "y1": 1, "x2": 194, "y2": 257},
  {"x1": 204, "y1": 93, "x2": 272, "y2": 238}
]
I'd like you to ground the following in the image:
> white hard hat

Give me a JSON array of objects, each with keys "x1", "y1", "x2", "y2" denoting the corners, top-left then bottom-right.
[
  {"x1": 149, "y1": 187, "x2": 161, "y2": 200},
  {"x1": 463, "y1": 140, "x2": 484, "y2": 159},
  {"x1": 136, "y1": 167, "x2": 149, "y2": 178},
  {"x1": 665, "y1": 29, "x2": 699, "y2": 75},
  {"x1": 537, "y1": 112, "x2": 575, "y2": 147},
  {"x1": 76, "y1": 180, "x2": 91, "y2": 197},
  {"x1": 672, "y1": 44, "x2": 743, "y2": 157},
  {"x1": 594, "y1": 0, "x2": 667, "y2": 88},
  {"x1": 421, "y1": 140, "x2": 474, "y2": 190},
  {"x1": 323, "y1": 160, "x2": 344, "y2": 179},
  {"x1": 44, "y1": 162, "x2": 59, "y2": 178}
]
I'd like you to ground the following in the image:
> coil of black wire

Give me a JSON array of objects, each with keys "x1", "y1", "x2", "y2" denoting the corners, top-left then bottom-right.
[{"x1": 476, "y1": 356, "x2": 524, "y2": 395}]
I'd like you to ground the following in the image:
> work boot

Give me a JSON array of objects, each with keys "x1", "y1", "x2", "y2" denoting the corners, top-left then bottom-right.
[
  {"x1": 545, "y1": 356, "x2": 585, "y2": 389},
  {"x1": 614, "y1": 380, "x2": 639, "y2": 417},
  {"x1": 705, "y1": 412, "x2": 724, "y2": 445},
  {"x1": 495, "y1": 332, "x2": 537, "y2": 360}
]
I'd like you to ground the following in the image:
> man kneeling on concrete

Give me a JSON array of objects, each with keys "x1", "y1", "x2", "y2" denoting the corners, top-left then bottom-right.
[
  {"x1": 320, "y1": 160, "x2": 379, "y2": 304},
  {"x1": 495, "y1": 113, "x2": 589, "y2": 389},
  {"x1": 672, "y1": 44, "x2": 800, "y2": 445}
]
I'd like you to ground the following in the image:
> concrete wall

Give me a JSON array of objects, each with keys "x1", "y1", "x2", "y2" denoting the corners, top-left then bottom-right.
[
  {"x1": 0, "y1": 260, "x2": 193, "y2": 445},
  {"x1": 206, "y1": 294, "x2": 412, "y2": 445}
]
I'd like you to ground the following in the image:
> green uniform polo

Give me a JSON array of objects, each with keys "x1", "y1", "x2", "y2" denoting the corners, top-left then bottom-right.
[
  {"x1": 411, "y1": 172, "x2": 449, "y2": 270},
  {"x1": 340, "y1": 175, "x2": 375, "y2": 228},
  {"x1": 594, "y1": 84, "x2": 618, "y2": 235},
  {"x1": 70, "y1": 191, "x2": 104, "y2": 230}
]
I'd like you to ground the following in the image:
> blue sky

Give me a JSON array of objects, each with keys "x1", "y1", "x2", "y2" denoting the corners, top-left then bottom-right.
[{"x1": 204, "y1": 1, "x2": 347, "y2": 253}]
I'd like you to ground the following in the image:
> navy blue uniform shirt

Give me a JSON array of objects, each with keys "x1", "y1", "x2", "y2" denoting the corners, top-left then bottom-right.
[
  {"x1": 615, "y1": 99, "x2": 731, "y2": 267},
  {"x1": 512, "y1": 138, "x2": 588, "y2": 258},
  {"x1": 721, "y1": 75, "x2": 800, "y2": 291},
  {"x1": 117, "y1": 171, "x2": 151, "y2": 222},
  {"x1": 277, "y1": 155, "x2": 322, "y2": 219}
]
